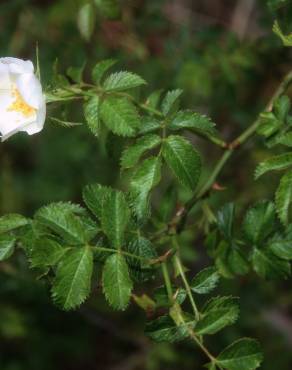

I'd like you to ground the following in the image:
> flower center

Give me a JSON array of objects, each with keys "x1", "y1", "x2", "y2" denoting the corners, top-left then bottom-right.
[{"x1": 7, "y1": 85, "x2": 36, "y2": 118}]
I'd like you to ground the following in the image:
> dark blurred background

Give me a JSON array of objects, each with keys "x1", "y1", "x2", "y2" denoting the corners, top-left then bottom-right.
[{"x1": 1, "y1": 0, "x2": 292, "y2": 369}]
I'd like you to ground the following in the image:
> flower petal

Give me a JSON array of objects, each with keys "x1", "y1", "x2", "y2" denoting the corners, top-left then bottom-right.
[
  {"x1": 0, "y1": 57, "x2": 34, "y2": 74},
  {"x1": 21, "y1": 95, "x2": 46, "y2": 135},
  {"x1": 0, "y1": 63, "x2": 11, "y2": 90},
  {"x1": 15, "y1": 73, "x2": 43, "y2": 109}
]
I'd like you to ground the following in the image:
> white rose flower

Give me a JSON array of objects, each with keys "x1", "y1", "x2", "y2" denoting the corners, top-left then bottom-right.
[{"x1": 0, "y1": 57, "x2": 46, "y2": 142}]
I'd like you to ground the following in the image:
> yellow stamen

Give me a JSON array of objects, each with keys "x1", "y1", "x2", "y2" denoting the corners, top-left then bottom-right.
[{"x1": 7, "y1": 85, "x2": 36, "y2": 118}]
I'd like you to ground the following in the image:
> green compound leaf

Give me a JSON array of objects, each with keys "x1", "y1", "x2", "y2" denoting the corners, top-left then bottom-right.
[
  {"x1": 0, "y1": 235, "x2": 16, "y2": 261},
  {"x1": 255, "y1": 152, "x2": 292, "y2": 179},
  {"x1": 195, "y1": 296, "x2": 239, "y2": 335},
  {"x1": 103, "y1": 71, "x2": 146, "y2": 92},
  {"x1": 101, "y1": 189, "x2": 130, "y2": 249},
  {"x1": 52, "y1": 246, "x2": 93, "y2": 310},
  {"x1": 216, "y1": 338, "x2": 263, "y2": 370},
  {"x1": 83, "y1": 183, "x2": 111, "y2": 220},
  {"x1": 251, "y1": 247, "x2": 290, "y2": 279},
  {"x1": 145, "y1": 315, "x2": 196, "y2": 343},
  {"x1": 102, "y1": 253, "x2": 133, "y2": 310},
  {"x1": 121, "y1": 134, "x2": 161, "y2": 169},
  {"x1": 275, "y1": 170, "x2": 292, "y2": 225},
  {"x1": 191, "y1": 266, "x2": 220, "y2": 294},
  {"x1": 169, "y1": 110, "x2": 217, "y2": 137},
  {"x1": 100, "y1": 96, "x2": 140, "y2": 137},
  {"x1": 84, "y1": 96, "x2": 100, "y2": 136},
  {"x1": 92, "y1": 59, "x2": 117, "y2": 84},
  {"x1": 243, "y1": 201, "x2": 276, "y2": 245},
  {"x1": 77, "y1": 3, "x2": 96, "y2": 42},
  {"x1": 273, "y1": 20, "x2": 292, "y2": 47},
  {"x1": 0, "y1": 214, "x2": 28, "y2": 234},
  {"x1": 162, "y1": 135, "x2": 201, "y2": 191}
]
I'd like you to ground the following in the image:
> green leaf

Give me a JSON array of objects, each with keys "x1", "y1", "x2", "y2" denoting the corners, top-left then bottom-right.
[
  {"x1": 252, "y1": 247, "x2": 290, "y2": 279},
  {"x1": 255, "y1": 152, "x2": 292, "y2": 179},
  {"x1": 130, "y1": 157, "x2": 162, "y2": 220},
  {"x1": 145, "y1": 315, "x2": 195, "y2": 343},
  {"x1": 277, "y1": 132, "x2": 292, "y2": 147},
  {"x1": 102, "y1": 253, "x2": 133, "y2": 310},
  {"x1": 154, "y1": 286, "x2": 187, "y2": 307},
  {"x1": 77, "y1": 3, "x2": 96, "y2": 42},
  {"x1": 100, "y1": 96, "x2": 140, "y2": 137},
  {"x1": 216, "y1": 338, "x2": 263, "y2": 370},
  {"x1": 35, "y1": 202, "x2": 92, "y2": 245},
  {"x1": 243, "y1": 201, "x2": 276, "y2": 245},
  {"x1": 130, "y1": 156, "x2": 162, "y2": 193},
  {"x1": 138, "y1": 117, "x2": 161, "y2": 135},
  {"x1": 217, "y1": 203, "x2": 235, "y2": 241},
  {"x1": 161, "y1": 89, "x2": 183, "y2": 116},
  {"x1": 191, "y1": 267, "x2": 220, "y2": 294},
  {"x1": 269, "y1": 237, "x2": 292, "y2": 260},
  {"x1": 103, "y1": 71, "x2": 146, "y2": 92},
  {"x1": 101, "y1": 189, "x2": 130, "y2": 248},
  {"x1": 83, "y1": 183, "x2": 111, "y2": 220},
  {"x1": 52, "y1": 246, "x2": 93, "y2": 310},
  {"x1": 274, "y1": 95, "x2": 290, "y2": 122},
  {"x1": 0, "y1": 235, "x2": 16, "y2": 261},
  {"x1": 92, "y1": 59, "x2": 116, "y2": 84},
  {"x1": 195, "y1": 296, "x2": 239, "y2": 335},
  {"x1": 227, "y1": 244, "x2": 250, "y2": 275},
  {"x1": 275, "y1": 170, "x2": 292, "y2": 225},
  {"x1": 121, "y1": 134, "x2": 161, "y2": 169},
  {"x1": 215, "y1": 241, "x2": 249, "y2": 278},
  {"x1": 84, "y1": 96, "x2": 100, "y2": 136},
  {"x1": 126, "y1": 236, "x2": 157, "y2": 268},
  {"x1": 145, "y1": 90, "x2": 163, "y2": 110},
  {"x1": 162, "y1": 135, "x2": 201, "y2": 191},
  {"x1": 67, "y1": 64, "x2": 85, "y2": 83},
  {"x1": 257, "y1": 112, "x2": 281, "y2": 138},
  {"x1": 29, "y1": 238, "x2": 67, "y2": 268},
  {"x1": 0, "y1": 214, "x2": 28, "y2": 234},
  {"x1": 273, "y1": 20, "x2": 292, "y2": 47},
  {"x1": 169, "y1": 110, "x2": 217, "y2": 138}
]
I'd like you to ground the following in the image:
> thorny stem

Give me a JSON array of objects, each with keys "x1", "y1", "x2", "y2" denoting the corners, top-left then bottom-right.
[{"x1": 149, "y1": 71, "x2": 292, "y2": 365}]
